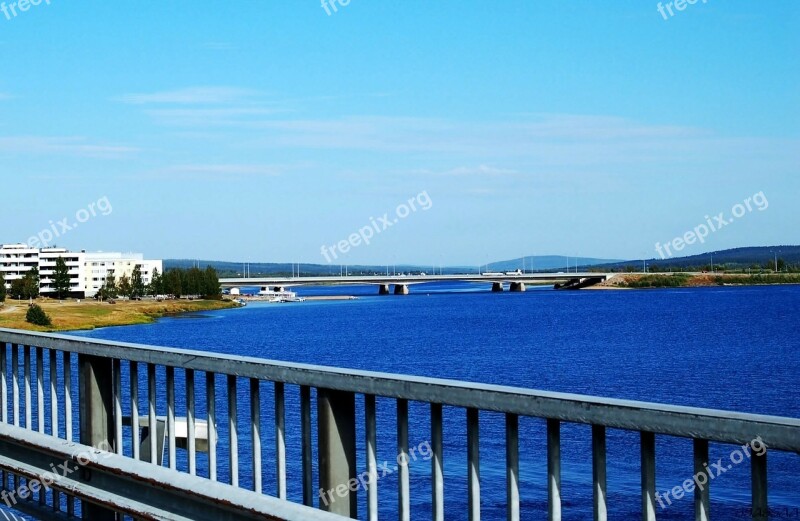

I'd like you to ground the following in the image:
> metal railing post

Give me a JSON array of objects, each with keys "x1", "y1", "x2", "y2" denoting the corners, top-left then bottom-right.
[
  {"x1": 317, "y1": 388, "x2": 357, "y2": 518},
  {"x1": 78, "y1": 354, "x2": 116, "y2": 521}
]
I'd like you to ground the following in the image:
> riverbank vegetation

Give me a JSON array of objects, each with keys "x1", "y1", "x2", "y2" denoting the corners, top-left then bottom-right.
[
  {"x1": 606, "y1": 273, "x2": 800, "y2": 288},
  {"x1": 0, "y1": 298, "x2": 240, "y2": 332}
]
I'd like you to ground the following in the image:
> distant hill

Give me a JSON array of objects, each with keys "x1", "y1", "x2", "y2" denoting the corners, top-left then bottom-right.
[
  {"x1": 165, "y1": 254, "x2": 621, "y2": 276},
  {"x1": 486, "y1": 255, "x2": 623, "y2": 272},
  {"x1": 603, "y1": 245, "x2": 800, "y2": 271},
  {"x1": 163, "y1": 260, "x2": 467, "y2": 277},
  {"x1": 165, "y1": 246, "x2": 798, "y2": 276}
]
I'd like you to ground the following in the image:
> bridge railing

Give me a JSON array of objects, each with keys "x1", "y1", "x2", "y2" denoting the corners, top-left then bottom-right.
[{"x1": 0, "y1": 327, "x2": 798, "y2": 520}]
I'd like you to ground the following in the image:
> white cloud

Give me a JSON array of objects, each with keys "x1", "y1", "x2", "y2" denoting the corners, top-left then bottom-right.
[
  {"x1": 144, "y1": 106, "x2": 287, "y2": 127},
  {"x1": 446, "y1": 165, "x2": 520, "y2": 177},
  {"x1": 165, "y1": 164, "x2": 289, "y2": 176},
  {"x1": 122, "y1": 162, "x2": 315, "y2": 181},
  {"x1": 410, "y1": 164, "x2": 520, "y2": 177},
  {"x1": 238, "y1": 114, "x2": 798, "y2": 175},
  {"x1": 0, "y1": 136, "x2": 137, "y2": 158},
  {"x1": 117, "y1": 87, "x2": 260, "y2": 105}
]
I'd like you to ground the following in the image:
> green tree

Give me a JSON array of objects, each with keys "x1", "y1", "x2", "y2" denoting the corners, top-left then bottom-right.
[
  {"x1": 187, "y1": 267, "x2": 202, "y2": 296},
  {"x1": 0, "y1": 271, "x2": 6, "y2": 302},
  {"x1": 149, "y1": 267, "x2": 162, "y2": 296},
  {"x1": 10, "y1": 278, "x2": 26, "y2": 299},
  {"x1": 23, "y1": 267, "x2": 39, "y2": 299},
  {"x1": 105, "y1": 271, "x2": 118, "y2": 298},
  {"x1": 118, "y1": 274, "x2": 132, "y2": 298},
  {"x1": 131, "y1": 265, "x2": 145, "y2": 298},
  {"x1": 53, "y1": 256, "x2": 72, "y2": 299},
  {"x1": 26, "y1": 303, "x2": 51, "y2": 327},
  {"x1": 165, "y1": 270, "x2": 182, "y2": 297},
  {"x1": 203, "y1": 266, "x2": 221, "y2": 299},
  {"x1": 777, "y1": 258, "x2": 786, "y2": 272}
]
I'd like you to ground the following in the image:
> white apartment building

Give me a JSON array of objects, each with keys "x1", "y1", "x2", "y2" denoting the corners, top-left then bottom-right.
[
  {"x1": 83, "y1": 252, "x2": 163, "y2": 298},
  {"x1": 39, "y1": 248, "x2": 85, "y2": 296},
  {"x1": 0, "y1": 244, "x2": 39, "y2": 286},
  {"x1": 1, "y1": 243, "x2": 162, "y2": 298}
]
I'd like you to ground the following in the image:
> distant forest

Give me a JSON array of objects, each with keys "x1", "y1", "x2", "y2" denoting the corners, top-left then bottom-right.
[
  {"x1": 600, "y1": 246, "x2": 800, "y2": 273},
  {"x1": 165, "y1": 245, "x2": 800, "y2": 277}
]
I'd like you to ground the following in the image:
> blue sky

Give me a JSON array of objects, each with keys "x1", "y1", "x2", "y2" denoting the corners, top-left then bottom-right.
[{"x1": 1, "y1": 1, "x2": 798, "y2": 265}]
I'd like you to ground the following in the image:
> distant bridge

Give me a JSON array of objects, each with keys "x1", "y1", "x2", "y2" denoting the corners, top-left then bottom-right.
[{"x1": 219, "y1": 272, "x2": 615, "y2": 294}]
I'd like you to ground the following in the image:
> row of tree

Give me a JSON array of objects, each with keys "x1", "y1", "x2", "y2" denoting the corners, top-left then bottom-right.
[
  {"x1": 96, "y1": 266, "x2": 221, "y2": 300},
  {"x1": 0, "y1": 259, "x2": 222, "y2": 302}
]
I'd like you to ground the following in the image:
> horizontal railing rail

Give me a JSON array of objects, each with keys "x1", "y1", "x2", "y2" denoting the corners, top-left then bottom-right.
[
  {"x1": 0, "y1": 327, "x2": 798, "y2": 521},
  {"x1": 2, "y1": 329, "x2": 797, "y2": 451},
  {"x1": 0, "y1": 423, "x2": 344, "y2": 521}
]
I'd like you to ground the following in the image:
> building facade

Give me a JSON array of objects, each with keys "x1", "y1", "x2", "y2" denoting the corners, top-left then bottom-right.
[
  {"x1": 1, "y1": 243, "x2": 162, "y2": 298},
  {"x1": 83, "y1": 252, "x2": 162, "y2": 298},
  {"x1": 39, "y1": 248, "x2": 86, "y2": 297},
  {"x1": 0, "y1": 243, "x2": 40, "y2": 287}
]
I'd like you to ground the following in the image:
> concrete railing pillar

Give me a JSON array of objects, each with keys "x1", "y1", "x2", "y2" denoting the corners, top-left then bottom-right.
[
  {"x1": 317, "y1": 388, "x2": 357, "y2": 518},
  {"x1": 78, "y1": 354, "x2": 117, "y2": 521}
]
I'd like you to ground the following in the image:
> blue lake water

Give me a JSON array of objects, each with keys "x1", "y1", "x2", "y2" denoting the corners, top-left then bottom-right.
[{"x1": 72, "y1": 283, "x2": 800, "y2": 520}]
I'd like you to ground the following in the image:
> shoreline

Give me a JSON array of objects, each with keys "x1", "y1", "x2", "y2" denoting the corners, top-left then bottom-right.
[
  {"x1": 0, "y1": 298, "x2": 241, "y2": 333},
  {"x1": 596, "y1": 273, "x2": 800, "y2": 289},
  {"x1": 235, "y1": 295, "x2": 357, "y2": 302}
]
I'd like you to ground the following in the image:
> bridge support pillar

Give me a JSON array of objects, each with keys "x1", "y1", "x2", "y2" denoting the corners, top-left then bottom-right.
[
  {"x1": 393, "y1": 284, "x2": 409, "y2": 295},
  {"x1": 378, "y1": 284, "x2": 390, "y2": 295},
  {"x1": 510, "y1": 282, "x2": 526, "y2": 292},
  {"x1": 492, "y1": 282, "x2": 504, "y2": 292},
  {"x1": 318, "y1": 388, "x2": 357, "y2": 517},
  {"x1": 79, "y1": 354, "x2": 117, "y2": 521},
  {"x1": 273, "y1": 286, "x2": 285, "y2": 292}
]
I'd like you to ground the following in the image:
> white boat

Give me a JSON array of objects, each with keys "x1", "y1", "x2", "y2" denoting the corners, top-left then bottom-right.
[{"x1": 259, "y1": 287, "x2": 305, "y2": 303}]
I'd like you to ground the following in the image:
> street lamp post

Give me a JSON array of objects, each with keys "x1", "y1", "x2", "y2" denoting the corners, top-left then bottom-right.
[{"x1": 771, "y1": 250, "x2": 780, "y2": 272}]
